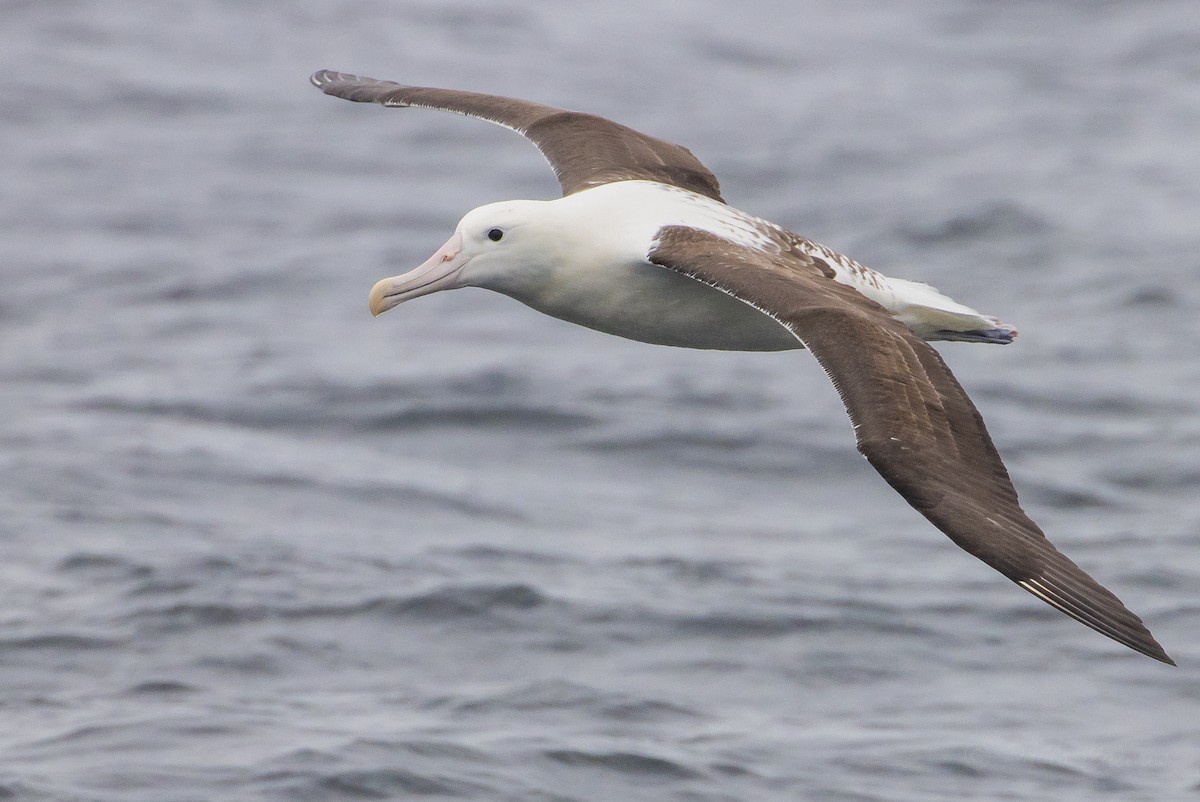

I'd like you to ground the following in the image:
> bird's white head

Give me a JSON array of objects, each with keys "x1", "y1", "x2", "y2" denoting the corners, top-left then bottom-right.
[{"x1": 368, "y1": 199, "x2": 560, "y2": 316}]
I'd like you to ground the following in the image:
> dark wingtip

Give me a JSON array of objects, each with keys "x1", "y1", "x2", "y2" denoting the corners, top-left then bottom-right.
[
  {"x1": 1016, "y1": 576, "x2": 1175, "y2": 666},
  {"x1": 1126, "y1": 632, "x2": 1176, "y2": 666},
  {"x1": 310, "y1": 69, "x2": 364, "y2": 92},
  {"x1": 310, "y1": 69, "x2": 338, "y2": 90},
  {"x1": 1139, "y1": 638, "x2": 1176, "y2": 666}
]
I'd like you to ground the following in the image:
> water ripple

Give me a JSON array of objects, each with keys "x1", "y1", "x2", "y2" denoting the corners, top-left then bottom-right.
[
  {"x1": 543, "y1": 748, "x2": 704, "y2": 780},
  {"x1": 121, "y1": 582, "x2": 554, "y2": 632},
  {"x1": 314, "y1": 767, "x2": 485, "y2": 799}
]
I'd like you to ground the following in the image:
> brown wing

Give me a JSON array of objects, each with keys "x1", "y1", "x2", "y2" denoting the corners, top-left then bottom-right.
[
  {"x1": 310, "y1": 70, "x2": 724, "y2": 202},
  {"x1": 649, "y1": 226, "x2": 1173, "y2": 665}
]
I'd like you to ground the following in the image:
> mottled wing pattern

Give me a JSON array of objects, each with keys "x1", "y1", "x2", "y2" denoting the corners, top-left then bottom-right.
[
  {"x1": 649, "y1": 226, "x2": 1173, "y2": 664},
  {"x1": 750, "y1": 218, "x2": 895, "y2": 295},
  {"x1": 310, "y1": 71, "x2": 724, "y2": 202}
]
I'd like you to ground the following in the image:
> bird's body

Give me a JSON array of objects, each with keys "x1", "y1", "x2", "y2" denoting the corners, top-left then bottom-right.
[
  {"x1": 312, "y1": 70, "x2": 1173, "y2": 665},
  {"x1": 429, "y1": 184, "x2": 800, "y2": 351},
  {"x1": 449, "y1": 181, "x2": 1012, "y2": 351}
]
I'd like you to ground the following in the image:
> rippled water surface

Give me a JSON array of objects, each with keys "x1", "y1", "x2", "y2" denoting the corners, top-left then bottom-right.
[{"x1": 3, "y1": 2, "x2": 1200, "y2": 800}]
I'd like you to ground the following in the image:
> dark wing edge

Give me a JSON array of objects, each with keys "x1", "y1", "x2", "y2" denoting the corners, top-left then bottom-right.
[
  {"x1": 309, "y1": 70, "x2": 724, "y2": 202},
  {"x1": 648, "y1": 226, "x2": 1174, "y2": 665}
]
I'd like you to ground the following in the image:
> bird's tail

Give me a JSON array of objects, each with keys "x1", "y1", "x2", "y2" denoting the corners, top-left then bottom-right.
[{"x1": 886, "y1": 277, "x2": 1017, "y2": 344}]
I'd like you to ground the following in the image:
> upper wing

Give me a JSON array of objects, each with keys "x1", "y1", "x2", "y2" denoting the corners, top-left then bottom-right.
[
  {"x1": 649, "y1": 226, "x2": 1173, "y2": 665},
  {"x1": 310, "y1": 70, "x2": 724, "y2": 202}
]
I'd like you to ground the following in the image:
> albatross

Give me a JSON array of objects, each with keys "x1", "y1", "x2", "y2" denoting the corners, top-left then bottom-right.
[{"x1": 311, "y1": 70, "x2": 1173, "y2": 665}]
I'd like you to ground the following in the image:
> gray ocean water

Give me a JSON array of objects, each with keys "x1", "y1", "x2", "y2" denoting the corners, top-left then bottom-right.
[{"x1": 3, "y1": 2, "x2": 1199, "y2": 800}]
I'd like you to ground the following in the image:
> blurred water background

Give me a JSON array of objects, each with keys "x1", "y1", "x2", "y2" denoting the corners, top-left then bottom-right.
[{"x1": 2, "y1": 1, "x2": 1199, "y2": 800}]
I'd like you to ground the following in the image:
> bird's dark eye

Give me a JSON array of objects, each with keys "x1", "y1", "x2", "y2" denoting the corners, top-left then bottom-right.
[{"x1": 487, "y1": 228, "x2": 504, "y2": 242}]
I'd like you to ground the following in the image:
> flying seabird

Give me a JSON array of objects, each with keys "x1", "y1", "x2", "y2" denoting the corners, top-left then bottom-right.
[{"x1": 311, "y1": 70, "x2": 1173, "y2": 665}]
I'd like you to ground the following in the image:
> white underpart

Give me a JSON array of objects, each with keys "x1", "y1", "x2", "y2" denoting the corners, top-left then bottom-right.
[{"x1": 554, "y1": 181, "x2": 1006, "y2": 342}]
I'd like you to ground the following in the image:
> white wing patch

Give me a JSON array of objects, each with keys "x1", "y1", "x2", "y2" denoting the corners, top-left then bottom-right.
[{"x1": 637, "y1": 183, "x2": 776, "y2": 250}]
